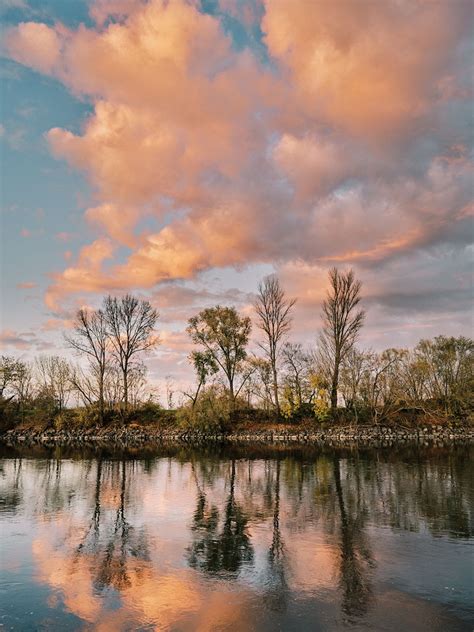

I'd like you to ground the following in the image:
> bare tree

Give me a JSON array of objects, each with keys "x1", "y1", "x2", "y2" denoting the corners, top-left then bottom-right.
[
  {"x1": 35, "y1": 355, "x2": 71, "y2": 412},
  {"x1": 104, "y1": 294, "x2": 159, "y2": 410},
  {"x1": 282, "y1": 343, "x2": 311, "y2": 409},
  {"x1": 187, "y1": 306, "x2": 251, "y2": 410},
  {"x1": 66, "y1": 308, "x2": 109, "y2": 421},
  {"x1": 254, "y1": 275, "x2": 296, "y2": 416},
  {"x1": 70, "y1": 363, "x2": 98, "y2": 408},
  {"x1": 320, "y1": 268, "x2": 365, "y2": 413},
  {"x1": 165, "y1": 375, "x2": 175, "y2": 410},
  {"x1": 340, "y1": 347, "x2": 371, "y2": 423},
  {"x1": 12, "y1": 360, "x2": 34, "y2": 409},
  {"x1": 247, "y1": 357, "x2": 273, "y2": 411},
  {"x1": 127, "y1": 362, "x2": 149, "y2": 409}
]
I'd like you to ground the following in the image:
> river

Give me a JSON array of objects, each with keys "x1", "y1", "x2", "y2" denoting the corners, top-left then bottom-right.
[{"x1": 0, "y1": 443, "x2": 472, "y2": 631}]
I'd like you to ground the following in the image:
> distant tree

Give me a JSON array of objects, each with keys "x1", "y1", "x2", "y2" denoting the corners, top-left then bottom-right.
[
  {"x1": 254, "y1": 275, "x2": 296, "y2": 416},
  {"x1": 320, "y1": 268, "x2": 365, "y2": 414},
  {"x1": 246, "y1": 357, "x2": 273, "y2": 411},
  {"x1": 65, "y1": 308, "x2": 109, "y2": 421},
  {"x1": 280, "y1": 343, "x2": 325, "y2": 419},
  {"x1": 0, "y1": 357, "x2": 33, "y2": 423},
  {"x1": 340, "y1": 347, "x2": 372, "y2": 423},
  {"x1": 415, "y1": 336, "x2": 474, "y2": 415},
  {"x1": 104, "y1": 294, "x2": 159, "y2": 410},
  {"x1": 127, "y1": 362, "x2": 149, "y2": 409},
  {"x1": 358, "y1": 349, "x2": 406, "y2": 423},
  {"x1": 165, "y1": 374, "x2": 175, "y2": 410},
  {"x1": 35, "y1": 355, "x2": 71, "y2": 412},
  {"x1": 187, "y1": 306, "x2": 251, "y2": 410},
  {"x1": 11, "y1": 360, "x2": 34, "y2": 413},
  {"x1": 281, "y1": 343, "x2": 309, "y2": 410},
  {"x1": 0, "y1": 356, "x2": 21, "y2": 400}
]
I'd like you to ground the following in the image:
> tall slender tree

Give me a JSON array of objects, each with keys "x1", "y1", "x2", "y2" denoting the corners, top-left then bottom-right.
[
  {"x1": 254, "y1": 275, "x2": 296, "y2": 416},
  {"x1": 104, "y1": 294, "x2": 159, "y2": 409},
  {"x1": 320, "y1": 268, "x2": 365, "y2": 413},
  {"x1": 65, "y1": 308, "x2": 109, "y2": 422}
]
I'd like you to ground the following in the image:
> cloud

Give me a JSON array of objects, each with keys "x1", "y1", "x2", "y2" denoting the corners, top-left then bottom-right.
[
  {"x1": 262, "y1": 0, "x2": 472, "y2": 140},
  {"x1": 0, "y1": 328, "x2": 50, "y2": 351},
  {"x1": 89, "y1": 0, "x2": 147, "y2": 26},
  {"x1": 3, "y1": 0, "x2": 472, "y2": 345},
  {"x1": 16, "y1": 281, "x2": 37, "y2": 289},
  {"x1": 3, "y1": 22, "x2": 61, "y2": 74},
  {"x1": 40, "y1": 317, "x2": 74, "y2": 332}
]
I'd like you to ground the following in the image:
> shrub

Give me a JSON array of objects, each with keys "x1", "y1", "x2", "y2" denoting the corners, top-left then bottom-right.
[{"x1": 177, "y1": 386, "x2": 231, "y2": 432}]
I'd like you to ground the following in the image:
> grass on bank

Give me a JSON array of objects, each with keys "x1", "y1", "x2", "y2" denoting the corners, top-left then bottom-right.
[{"x1": 1, "y1": 388, "x2": 472, "y2": 436}]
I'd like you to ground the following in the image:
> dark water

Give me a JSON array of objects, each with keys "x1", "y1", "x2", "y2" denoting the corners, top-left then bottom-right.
[{"x1": 0, "y1": 444, "x2": 472, "y2": 632}]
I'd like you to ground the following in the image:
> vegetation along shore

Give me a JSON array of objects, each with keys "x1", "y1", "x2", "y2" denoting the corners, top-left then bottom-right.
[{"x1": 1, "y1": 268, "x2": 472, "y2": 445}]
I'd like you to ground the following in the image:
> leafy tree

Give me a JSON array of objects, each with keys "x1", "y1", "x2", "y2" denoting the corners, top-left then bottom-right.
[
  {"x1": 186, "y1": 351, "x2": 219, "y2": 408},
  {"x1": 187, "y1": 306, "x2": 251, "y2": 410}
]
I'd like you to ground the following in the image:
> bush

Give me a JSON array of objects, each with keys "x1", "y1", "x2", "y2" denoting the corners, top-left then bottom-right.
[
  {"x1": 128, "y1": 401, "x2": 162, "y2": 424},
  {"x1": 176, "y1": 386, "x2": 231, "y2": 432}
]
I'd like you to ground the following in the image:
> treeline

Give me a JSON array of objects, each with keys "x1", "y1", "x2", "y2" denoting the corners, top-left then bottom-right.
[{"x1": 1, "y1": 269, "x2": 473, "y2": 430}]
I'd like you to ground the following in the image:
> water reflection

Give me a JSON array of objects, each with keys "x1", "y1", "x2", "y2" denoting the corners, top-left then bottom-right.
[
  {"x1": 0, "y1": 445, "x2": 472, "y2": 631},
  {"x1": 188, "y1": 459, "x2": 254, "y2": 574}
]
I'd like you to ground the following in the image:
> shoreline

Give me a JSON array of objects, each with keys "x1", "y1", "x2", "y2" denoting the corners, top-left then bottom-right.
[{"x1": 2, "y1": 423, "x2": 473, "y2": 449}]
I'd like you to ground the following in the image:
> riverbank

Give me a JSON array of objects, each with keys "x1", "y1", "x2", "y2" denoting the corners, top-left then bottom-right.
[{"x1": 1, "y1": 422, "x2": 473, "y2": 448}]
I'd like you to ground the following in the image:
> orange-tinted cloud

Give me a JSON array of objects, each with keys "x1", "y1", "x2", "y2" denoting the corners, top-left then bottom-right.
[
  {"x1": 262, "y1": 0, "x2": 471, "y2": 139},
  {"x1": 3, "y1": 21, "x2": 62, "y2": 73},
  {"x1": 3, "y1": 0, "x2": 472, "y2": 313}
]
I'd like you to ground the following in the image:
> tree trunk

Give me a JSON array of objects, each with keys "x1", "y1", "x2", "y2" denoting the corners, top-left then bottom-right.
[
  {"x1": 122, "y1": 366, "x2": 128, "y2": 410},
  {"x1": 98, "y1": 372, "x2": 104, "y2": 424},
  {"x1": 229, "y1": 379, "x2": 235, "y2": 412},
  {"x1": 272, "y1": 363, "x2": 280, "y2": 416},
  {"x1": 331, "y1": 354, "x2": 340, "y2": 413}
]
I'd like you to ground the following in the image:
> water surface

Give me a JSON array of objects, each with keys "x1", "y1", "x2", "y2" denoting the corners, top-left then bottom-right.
[{"x1": 1, "y1": 443, "x2": 472, "y2": 631}]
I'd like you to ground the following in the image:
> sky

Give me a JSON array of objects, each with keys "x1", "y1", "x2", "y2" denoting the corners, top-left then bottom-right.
[{"x1": 1, "y1": 0, "x2": 473, "y2": 394}]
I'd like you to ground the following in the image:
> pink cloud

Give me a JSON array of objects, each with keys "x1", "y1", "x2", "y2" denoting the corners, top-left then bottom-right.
[
  {"x1": 16, "y1": 281, "x2": 37, "y2": 289},
  {"x1": 0, "y1": 329, "x2": 50, "y2": 351},
  {"x1": 3, "y1": 0, "x2": 472, "y2": 317},
  {"x1": 40, "y1": 317, "x2": 74, "y2": 332},
  {"x1": 4, "y1": 22, "x2": 62, "y2": 74},
  {"x1": 262, "y1": 0, "x2": 471, "y2": 140}
]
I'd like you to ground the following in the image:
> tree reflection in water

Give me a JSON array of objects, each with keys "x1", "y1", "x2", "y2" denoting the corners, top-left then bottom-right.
[
  {"x1": 187, "y1": 459, "x2": 254, "y2": 574},
  {"x1": 332, "y1": 455, "x2": 374, "y2": 621},
  {"x1": 1, "y1": 445, "x2": 472, "y2": 630},
  {"x1": 265, "y1": 457, "x2": 290, "y2": 613},
  {"x1": 73, "y1": 458, "x2": 150, "y2": 593}
]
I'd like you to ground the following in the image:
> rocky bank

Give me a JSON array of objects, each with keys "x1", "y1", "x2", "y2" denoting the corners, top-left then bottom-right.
[{"x1": 1, "y1": 423, "x2": 473, "y2": 448}]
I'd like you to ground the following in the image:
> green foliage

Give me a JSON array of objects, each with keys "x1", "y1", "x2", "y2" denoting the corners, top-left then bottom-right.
[
  {"x1": 177, "y1": 386, "x2": 232, "y2": 432},
  {"x1": 187, "y1": 306, "x2": 251, "y2": 405}
]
